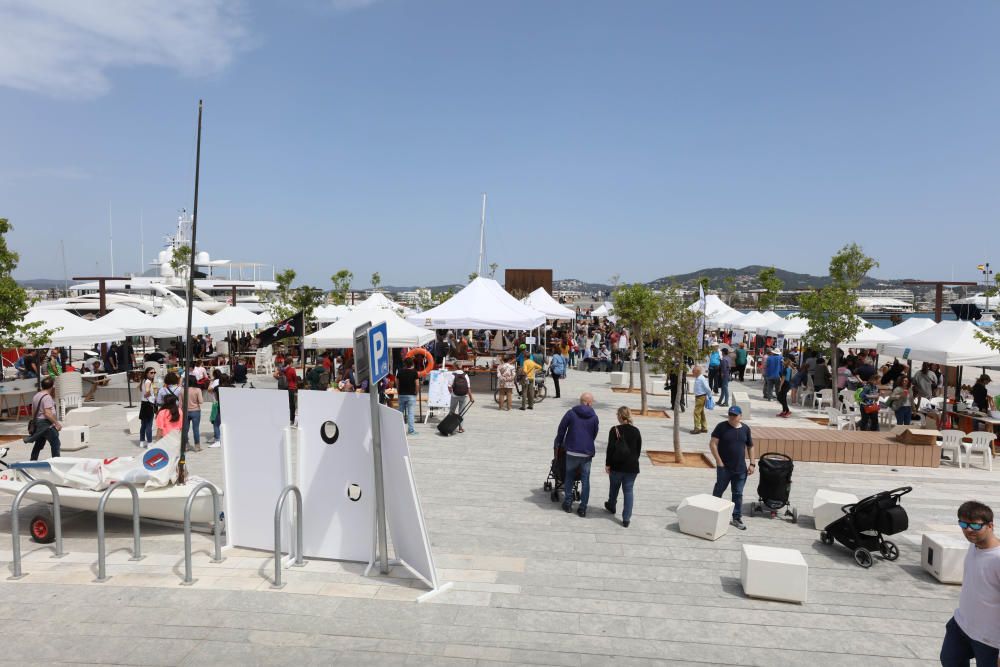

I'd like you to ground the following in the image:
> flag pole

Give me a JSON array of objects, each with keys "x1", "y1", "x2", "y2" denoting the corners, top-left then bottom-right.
[{"x1": 178, "y1": 99, "x2": 204, "y2": 485}]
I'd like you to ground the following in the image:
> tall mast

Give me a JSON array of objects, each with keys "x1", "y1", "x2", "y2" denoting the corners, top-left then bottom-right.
[
  {"x1": 139, "y1": 209, "x2": 144, "y2": 277},
  {"x1": 109, "y1": 201, "x2": 115, "y2": 276},
  {"x1": 477, "y1": 192, "x2": 487, "y2": 276}
]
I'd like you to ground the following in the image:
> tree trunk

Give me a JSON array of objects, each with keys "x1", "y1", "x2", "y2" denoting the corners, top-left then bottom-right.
[
  {"x1": 673, "y1": 369, "x2": 683, "y2": 463},
  {"x1": 830, "y1": 340, "x2": 840, "y2": 410},
  {"x1": 627, "y1": 336, "x2": 634, "y2": 390},
  {"x1": 637, "y1": 332, "x2": 648, "y2": 415}
]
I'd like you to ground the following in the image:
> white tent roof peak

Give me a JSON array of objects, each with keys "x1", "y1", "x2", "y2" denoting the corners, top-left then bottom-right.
[
  {"x1": 522, "y1": 287, "x2": 575, "y2": 320},
  {"x1": 305, "y1": 309, "x2": 434, "y2": 349},
  {"x1": 406, "y1": 277, "x2": 546, "y2": 330},
  {"x1": 878, "y1": 320, "x2": 1000, "y2": 367},
  {"x1": 689, "y1": 295, "x2": 735, "y2": 318},
  {"x1": 97, "y1": 306, "x2": 156, "y2": 336},
  {"x1": 355, "y1": 292, "x2": 413, "y2": 315},
  {"x1": 19, "y1": 309, "x2": 126, "y2": 347}
]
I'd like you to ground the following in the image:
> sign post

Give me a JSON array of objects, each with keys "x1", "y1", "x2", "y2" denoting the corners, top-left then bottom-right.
[{"x1": 354, "y1": 321, "x2": 390, "y2": 575}]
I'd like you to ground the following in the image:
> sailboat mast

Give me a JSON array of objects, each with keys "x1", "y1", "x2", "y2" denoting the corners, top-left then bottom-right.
[
  {"x1": 109, "y1": 201, "x2": 115, "y2": 276},
  {"x1": 477, "y1": 192, "x2": 487, "y2": 276}
]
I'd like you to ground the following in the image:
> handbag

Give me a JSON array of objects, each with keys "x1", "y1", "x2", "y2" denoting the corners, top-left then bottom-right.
[
  {"x1": 706, "y1": 395, "x2": 715, "y2": 410},
  {"x1": 863, "y1": 403, "x2": 879, "y2": 414},
  {"x1": 26, "y1": 397, "x2": 45, "y2": 437},
  {"x1": 210, "y1": 402, "x2": 220, "y2": 422}
]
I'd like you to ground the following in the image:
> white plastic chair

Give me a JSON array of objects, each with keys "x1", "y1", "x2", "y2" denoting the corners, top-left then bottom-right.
[
  {"x1": 879, "y1": 401, "x2": 895, "y2": 427},
  {"x1": 813, "y1": 389, "x2": 832, "y2": 411},
  {"x1": 840, "y1": 389, "x2": 858, "y2": 416},
  {"x1": 799, "y1": 375, "x2": 815, "y2": 407},
  {"x1": 962, "y1": 432, "x2": 997, "y2": 471},
  {"x1": 939, "y1": 430, "x2": 966, "y2": 468},
  {"x1": 827, "y1": 407, "x2": 855, "y2": 431}
]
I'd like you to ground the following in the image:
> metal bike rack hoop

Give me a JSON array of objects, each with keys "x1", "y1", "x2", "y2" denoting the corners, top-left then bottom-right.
[
  {"x1": 95, "y1": 481, "x2": 143, "y2": 583},
  {"x1": 272, "y1": 484, "x2": 305, "y2": 589},
  {"x1": 8, "y1": 479, "x2": 66, "y2": 580},
  {"x1": 181, "y1": 481, "x2": 224, "y2": 586}
]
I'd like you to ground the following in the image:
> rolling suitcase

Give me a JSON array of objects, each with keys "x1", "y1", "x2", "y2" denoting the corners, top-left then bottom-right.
[{"x1": 437, "y1": 399, "x2": 473, "y2": 436}]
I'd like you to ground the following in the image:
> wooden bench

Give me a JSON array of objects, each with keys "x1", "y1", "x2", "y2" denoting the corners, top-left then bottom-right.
[{"x1": 752, "y1": 427, "x2": 940, "y2": 467}]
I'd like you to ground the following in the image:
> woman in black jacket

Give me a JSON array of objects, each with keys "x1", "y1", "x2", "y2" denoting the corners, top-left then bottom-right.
[{"x1": 604, "y1": 406, "x2": 642, "y2": 527}]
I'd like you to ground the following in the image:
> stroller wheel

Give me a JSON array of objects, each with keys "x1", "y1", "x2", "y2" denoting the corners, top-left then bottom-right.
[
  {"x1": 880, "y1": 541, "x2": 900, "y2": 561},
  {"x1": 550, "y1": 490, "x2": 559, "y2": 502},
  {"x1": 543, "y1": 481, "x2": 553, "y2": 492},
  {"x1": 820, "y1": 531, "x2": 834, "y2": 545},
  {"x1": 790, "y1": 507, "x2": 798, "y2": 524},
  {"x1": 853, "y1": 548, "x2": 874, "y2": 568}
]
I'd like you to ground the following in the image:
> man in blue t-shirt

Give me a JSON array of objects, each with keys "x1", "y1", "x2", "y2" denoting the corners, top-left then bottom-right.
[{"x1": 709, "y1": 405, "x2": 756, "y2": 530}]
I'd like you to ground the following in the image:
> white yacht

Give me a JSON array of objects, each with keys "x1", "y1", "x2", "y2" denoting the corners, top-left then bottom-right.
[{"x1": 950, "y1": 293, "x2": 993, "y2": 321}]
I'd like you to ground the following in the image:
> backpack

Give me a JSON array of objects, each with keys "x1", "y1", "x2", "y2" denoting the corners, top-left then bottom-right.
[
  {"x1": 452, "y1": 373, "x2": 469, "y2": 396},
  {"x1": 277, "y1": 368, "x2": 289, "y2": 390}
]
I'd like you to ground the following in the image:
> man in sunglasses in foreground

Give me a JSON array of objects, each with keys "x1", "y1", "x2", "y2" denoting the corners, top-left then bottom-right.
[{"x1": 940, "y1": 500, "x2": 1000, "y2": 667}]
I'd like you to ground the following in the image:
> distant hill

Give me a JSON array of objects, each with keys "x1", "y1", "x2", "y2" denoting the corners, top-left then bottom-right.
[{"x1": 17, "y1": 278, "x2": 67, "y2": 290}]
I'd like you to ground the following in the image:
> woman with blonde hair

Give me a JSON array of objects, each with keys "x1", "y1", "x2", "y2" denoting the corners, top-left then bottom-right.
[{"x1": 604, "y1": 406, "x2": 642, "y2": 527}]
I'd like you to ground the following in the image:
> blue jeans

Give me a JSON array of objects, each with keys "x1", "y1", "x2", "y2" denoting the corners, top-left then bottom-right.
[
  {"x1": 608, "y1": 470, "x2": 637, "y2": 521},
  {"x1": 186, "y1": 410, "x2": 201, "y2": 445},
  {"x1": 713, "y1": 467, "x2": 747, "y2": 520},
  {"x1": 895, "y1": 406, "x2": 912, "y2": 425},
  {"x1": 29, "y1": 422, "x2": 61, "y2": 461},
  {"x1": 941, "y1": 617, "x2": 998, "y2": 666},
  {"x1": 139, "y1": 416, "x2": 154, "y2": 443},
  {"x1": 211, "y1": 407, "x2": 221, "y2": 440},
  {"x1": 398, "y1": 394, "x2": 416, "y2": 433},
  {"x1": 718, "y1": 379, "x2": 729, "y2": 405},
  {"x1": 563, "y1": 455, "x2": 592, "y2": 510}
]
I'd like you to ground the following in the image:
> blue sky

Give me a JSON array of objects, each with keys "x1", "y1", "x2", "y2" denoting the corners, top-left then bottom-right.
[{"x1": 1, "y1": 0, "x2": 998, "y2": 288}]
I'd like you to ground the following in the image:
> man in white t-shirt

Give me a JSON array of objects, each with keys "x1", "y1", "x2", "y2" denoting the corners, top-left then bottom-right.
[{"x1": 940, "y1": 500, "x2": 1000, "y2": 666}]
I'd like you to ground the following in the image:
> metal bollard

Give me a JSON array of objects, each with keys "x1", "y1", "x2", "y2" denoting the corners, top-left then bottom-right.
[
  {"x1": 181, "y1": 481, "x2": 224, "y2": 586},
  {"x1": 272, "y1": 484, "x2": 305, "y2": 589},
  {"x1": 8, "y1": 479, "x2": 66, "y2": 580},
  {"x1": 95, "y1": 481, "x2": 144, "y2": 583}
]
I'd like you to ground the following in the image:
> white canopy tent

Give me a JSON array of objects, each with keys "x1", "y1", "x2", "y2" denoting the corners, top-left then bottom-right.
[
  {"x1": 842, "y1": 321, "x2": 898, "y2": 348},
  {"x1": 97, "y1": 307, "x2": 157, "y2": 336},
  {"x1": 19, "y1": 309, "x2": 126, "y2": 347},
  {"x1": 878, "y1": 321, "x2": 1000, "y2": 367},
  {"x1": 314, "y1": 304, "x2": 354, "y2": 323},
  {"x1": 522, "y1": 287, "x2": 575, "y2": 320},
  {"x1": 591, "y1": 302, "x2": 614, "y2": 318},
  {"x1": 138, "y1": 307, "x2": 231, "y2": 338},
  {"x1": 209, "y1": 306, "x2": 266, "y2": 332},
  {"x1": 764, "y1": 315, "x2": 810, "y2": 338},
  {"x1": 728, "y1": 310, "x2": 770, "y2": 331},
  {"x1": 708, "y1": 309, "x2": 745, "y2": 327},
  {"x1": 883, "y1": 318, "x2": 936, "y2": 339},
  {"x1": 304, "y1": 310, "x2": 434, "y2": 349},
  {"x1": 688, "y1": 294, "x2": 736, "y2": 319},
  {"x1": 355, "y1": 292, "x2": 413, "y2": 315},
  {"x1": 407, "y1": 277, "x2": 546, "y2": 330}
]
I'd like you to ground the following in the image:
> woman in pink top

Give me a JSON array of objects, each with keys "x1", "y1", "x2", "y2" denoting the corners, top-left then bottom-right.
[
  {"x1": 183, "y1": 375, "x2": 204, "y2": 452},
  {"x1": 155, "y1": 395, "x2": 183, "y2": 438}
]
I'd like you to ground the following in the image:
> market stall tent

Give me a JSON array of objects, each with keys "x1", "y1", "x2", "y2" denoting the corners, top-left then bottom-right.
[
  {"x1": 97, "y1": 306, "x2": 156, "y2": 336},
  {"x1": 688, "y1": 295, "x2": 736, "y2": 319},
  {"x1": 763, "y1": 315, "x2": 810, "y2": 338},
  {"x1": 304, "y1": 310, "x2": 434, "y2": 349},
  {"x1": 522, "y1": 287, "x2": 575, "y2": 320},
  {"x1": 590, "y1": 302, "x2": 614, "y2": 317},
  {"x1": 138, "y1": 307, "x2": 231, "y2": 338},
  {"x1": 314, "y1": 304, "x2": 354, "y2": 323},
  {"x1": 19, "y1": 309, "x2": 126, "y2": 347},
  {"x1": 842, "y1": 321, "x2": 898, "y2": 348},
  {"x1": 407, "y1": 277, "x2": 546, "y2": 331},
  {"x1": 355, "y1": 292, "x2": 413, "y2": 315},
  {"x1": 209, "y1": 306, "x2": 266, "y2": 332},
  {"x1": 878, "y1": 321, "x2": 1000, "y2": 367},
  {"x1": 708, "y1": 309, "x2": 745, "y2": 327},
  {"x1": 883, "y1": 318, "x2": 936, "y2": 339}
]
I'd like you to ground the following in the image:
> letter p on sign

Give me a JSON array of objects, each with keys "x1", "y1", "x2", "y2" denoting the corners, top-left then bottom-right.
[{"x1": 368, "y1": 322, "x2": 389, "y2": 383}]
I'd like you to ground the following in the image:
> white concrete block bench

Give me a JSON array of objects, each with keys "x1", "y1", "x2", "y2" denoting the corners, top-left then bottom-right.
[
  {"x1": 678, "y1": 494, "x2": 734, "y2": 541},
  {"x1": 740, "y1": 544, "x2": 808, "y2": 603},
  {"x1": 609, "y1": 372, "x2": 627, "y2": 387},
  {"x1": 812, "y1": 489, "x2": 859, "y2": 533},
  {"x1": 921, "y1": 533, "x2": 967, "y2": 584},
  {"x1": 59, "y1": 425, "x2": 90, "y2": 451},
  {"x1": 125, "y1": 409, "x2": 141, "y2": 435},
  {"x1": 64, "y1": 406, "x2": 103, "y2": 427}
]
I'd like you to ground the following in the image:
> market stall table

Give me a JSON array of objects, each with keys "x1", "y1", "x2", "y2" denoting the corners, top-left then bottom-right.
[{"x1": 0, "y1": 386, "x2": 33, "y2": 421}]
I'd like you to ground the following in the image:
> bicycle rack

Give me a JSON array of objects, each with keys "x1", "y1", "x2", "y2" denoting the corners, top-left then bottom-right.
[
  {"x1": 8, "y1": 479, "x2": 66, "y2": 580},
  {"x1": 272, "y1": 484, "x2": 305, "y2": 589},
  {"x1": 95, "y1": 481, "x2": 144, "y2": 583},
  {"x1": 181, "y1": 481, "x2": 224, "y2": 585}
]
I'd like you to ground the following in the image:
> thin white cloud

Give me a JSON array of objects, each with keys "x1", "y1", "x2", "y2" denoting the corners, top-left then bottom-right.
[
  {"x1": 0, "y1": 0, "x2": 250, "y2": 99},
  {"x1": 330, "y1": 0, "x2": 383, "y2": 11}
]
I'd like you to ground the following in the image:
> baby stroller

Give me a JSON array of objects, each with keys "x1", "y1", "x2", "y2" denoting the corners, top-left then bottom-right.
[
  {"x1": 749, "y1": 452, "x2": 798, "y2": 522},
  {"x1": 820, "y1": 486, "x2": 912, "y2": 568},
  {"x1": 543, "y1": 447, "x2": 580, "y2": 503}
]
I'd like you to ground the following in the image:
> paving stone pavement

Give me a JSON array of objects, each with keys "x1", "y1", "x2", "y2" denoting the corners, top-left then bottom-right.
[{"x1": 0, "y1": 366, "x2": 996, "y2": 666}]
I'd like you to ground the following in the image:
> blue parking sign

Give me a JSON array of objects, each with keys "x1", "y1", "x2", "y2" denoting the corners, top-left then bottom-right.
[{"x1": 368, "y1": 321, "x2": 389, "y2": 383}]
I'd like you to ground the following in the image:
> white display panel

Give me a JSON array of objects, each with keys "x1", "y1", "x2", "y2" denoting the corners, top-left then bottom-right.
[
  {"x1": 297, "y1": 391, "x2": 375, "y2": 563},
  {"x1": 379, "y1": 404, "x2": 438, "y2": 587},
  {"x1": 219, "y1": 388, "x2": 290, "y2": 551},
  {"x1": 427, "y1": 370, "x2": 452, "y2": 408}
]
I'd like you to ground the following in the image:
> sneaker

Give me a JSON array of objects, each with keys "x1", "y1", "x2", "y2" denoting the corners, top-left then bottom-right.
[
  {"x1": 406, "y1": 430, "x2": 417, "y2": 436},
  {"x1": 562, "y1": 504, "x2": 573, "y2": 513},
  {"x1": 208, "y1": 442, "x2": 221, "y2": 449},
  {"x1": 577, "y1": 507, "x2": 587, "y2": 518},
  {"x1": 604, "y1": 501, "x2": 616, "y2": 514},
  {"x1": 622, "y1": 520, "x2": 630, "y2": 528},
  {"x1": 730, "y1": 518, "x2": 747, "y2": 530}
]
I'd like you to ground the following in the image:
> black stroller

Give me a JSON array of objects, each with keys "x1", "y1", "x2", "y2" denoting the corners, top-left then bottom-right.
[
  {"x1": 820, "y1": 486, "x2": 912, "y2": 568},
  {"x1": 543, "y1": 447, "x2": 580, "y2": 503},
  {"x1": 749, "y1": 452, "x2": 798, "y2": 522}
]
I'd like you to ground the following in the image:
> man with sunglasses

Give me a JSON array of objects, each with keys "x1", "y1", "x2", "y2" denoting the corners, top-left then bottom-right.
[{"x1": 940, "y1": 500, "x2": 1000, "y2": 667}]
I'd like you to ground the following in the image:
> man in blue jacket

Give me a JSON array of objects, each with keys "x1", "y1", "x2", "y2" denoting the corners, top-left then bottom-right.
[
  {"x1": 763, "y1": 348, "x2": 783, "y2": 401},
  {"x1": 555, "y1": 392, "x2": 599, "y2": 517}
]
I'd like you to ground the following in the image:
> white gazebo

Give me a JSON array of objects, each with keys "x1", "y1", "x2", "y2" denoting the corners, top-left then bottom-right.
[
  {"x1": 314, "y1": 304, "x2": 354, "y2": 323},
  {"x1": 878, "y1": 321, "x2": 1000, "y2": 367},
  {"x1": 304, "y1": 310, "x2": 434, "y2": 349},
  {"x1": 208, "y1": 306, "x2": 266, "y2": 332},
  {"x1": 764, "y1": 315, "x2": 810, "y2": 338},
  {"x1": 97, "y1": 307, "x2": 157, "y2": 336},
  {"x1": 522, "y1": 287, "x2": 575, "y2": 320},
  {"x1": 883, "y1": 318, "x2": 936, "y2": 339},
  {"x1": 689, "y1": 295, "x2": 736, "y2": 319},
  {"x1": 407, "y1": 277, "x2": 546, "y2": 331},
  {"x1": 842, "y1": 321, "x2": 898, "y2": 348},
  {"x1": 138, "y1": 307, "x2": 231, "y2": 338},
  {"x1": 19, "y1": 309, "x2": 126, "y2": 347},
  {"x1": 590, "y1": 302, "x2": 614, "y2": 318},
  {"x1": 355, "y1": 292, "x2": 413, "y2": 315}
]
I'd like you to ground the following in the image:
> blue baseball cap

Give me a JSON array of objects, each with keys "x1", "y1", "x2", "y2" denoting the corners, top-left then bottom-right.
[{"x1": 728, "y1": 405, "x2": 742, "y2": 416}]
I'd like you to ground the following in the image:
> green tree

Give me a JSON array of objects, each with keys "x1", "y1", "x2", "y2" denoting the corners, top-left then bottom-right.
[
  {"x1": 488, "y1": 262, "x2": 499, "y2": 279},
  {"x1": 262, "y1": 268, "x2": 325, "y2": 344},
  {"x1": 648, "y1": 285, "x2": 701, "y2": 463},
  {"x1": 169, "y1": 244, "x2": 191, "y2": 279},
  {"x1": 417, "y1": 288, "x2": 453, "y2": 311},
  {"x1": 757, "y1": 266, "x2": 783, "y2": 311},
  {"x1": 330, "y1": 269, "x2": 353, "y2": 305},
  {"x1": 613, "y1": 283, "x2": 661, "y2": 413},
  {"x1": 696, "y1": 276, "x2": 711, "y2": 294},
  {"x1": 799, "y1": 244, "x2": 879, "y2": 408},
  {"x1": 0, "y1": 218, "x2": 54, "y2": 350},
  {"x1": 468, "y1": 272, "x2": 479, "y2": 283},
  {"x1": 370, "y1": 272, "x2": 381, "y2": 291}
]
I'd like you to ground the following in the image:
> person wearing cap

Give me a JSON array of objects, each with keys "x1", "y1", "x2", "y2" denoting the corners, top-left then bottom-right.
[
  {"x1": 520, "y1": 352, "x2": 543, "y2": 411},
  {"x1": 691, "y1": 365, "x2": 710, "y2": 434},
  {"x1": 972, "y1": 374, "x2": 993, "y2": 413},
  {"x1": 763, "y1": 348, "x2": 783, "y2": 401},
  {"x1": 709, "y1": 405, "x2": 756, "y2": 530}
]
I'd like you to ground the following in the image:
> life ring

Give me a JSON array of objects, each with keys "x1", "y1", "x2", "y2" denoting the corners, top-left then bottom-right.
[{"x1": 405, "y1": 348, "x2": 435, "y2": 378}]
